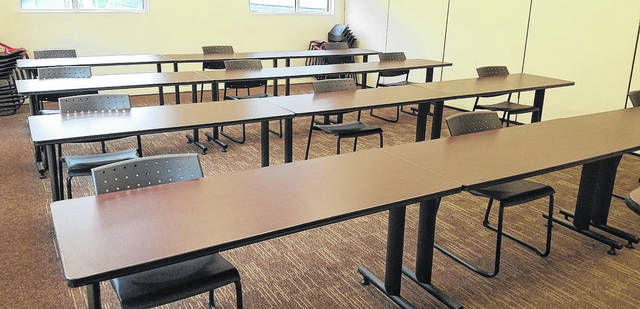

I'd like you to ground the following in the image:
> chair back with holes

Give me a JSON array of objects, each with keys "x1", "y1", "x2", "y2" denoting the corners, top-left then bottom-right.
[
  {"x1": 324, "y1": 42, "x2": 349, "y2": 50},
  {"x1": 92, "y1": 153, "x2": 203, "y2": 194},
  {"x1": 312, "y1": 78, "x2": 357, "y2": 93},
  {"x1": 224, "y1": 60, "x2": 266, "y2": 89},
  {"x1": 476, "y1": 66, "x2": 509, "y2": 77},
  {"x1": 446, "y1": 111, "x2": 503, "y2": 136},
  {"x1": 33, "y1": 49, "x2": 77, "y2": 59},
  {"x1": 378, "y1": 52, "x2": 409, "y2": 78},
  {"x1": 59, "y1": 94, "x2": 131, "y2": 113},
  {"x1": 202, "y1": 46, "x2": 233, "y2": 70},
  {"x1": 629, "y1": 90, "x2": 640, "y2": 108},
  {"x1": 37, "y1": 66, "x2": 91, "y2": 79}
]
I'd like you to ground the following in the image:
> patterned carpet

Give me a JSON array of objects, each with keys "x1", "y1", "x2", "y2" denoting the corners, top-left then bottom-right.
[{"x1": 1, "y1": 83, "x2": 640, "y2": 308}]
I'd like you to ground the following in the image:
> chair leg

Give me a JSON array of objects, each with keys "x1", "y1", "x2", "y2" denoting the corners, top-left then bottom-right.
[
  {"x1": 336, "y1": 137, "x2": 341, "y2": 155},
  {"x1": 66, "y1": 176, "x2": 73, "y2": 200},
  {"x1": 209, "y1": 290, "x2": 215, "y2": 309},
  {"x1": 220, "y1": 124, "x2": 247, "y2": 144},
  {"x1": 304, "y1": 116, "x2": 315, "y2": 160},
  {"x1": 234, "y1": 280, "x2": 243, "y2": 309},
  {"x1": 369, "y1": 105, "x2": 400, "y2": 123},
  {"x1": 483, "y1": 195, "x2": 554, "y2": 257},
  {"x1": 100, "y1": 141, "x2": 106, "y2": 153},
  {"x1": 200, "y1": 83, "x2": 204, "y2": 102},
  {"x1": 353, "y1": 136, "x2": 358, "y2": 152},
  {"x1": 136, "y1": 136, "x2": 142, "y2": 157},
  {"x1": 434, "y1": 198, "x2": 503, "y2": 277},
  {"x1": 379, "y1": 132, "x2": 384, "y2": 148}
]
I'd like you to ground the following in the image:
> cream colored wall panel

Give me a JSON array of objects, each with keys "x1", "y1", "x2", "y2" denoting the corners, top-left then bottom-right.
[
  {"x1": 345, "y1": 0, "x2": 389, "y2": 51},
  {"x1": 526, "y1": 0, "x2": 640, "y2": 119}
]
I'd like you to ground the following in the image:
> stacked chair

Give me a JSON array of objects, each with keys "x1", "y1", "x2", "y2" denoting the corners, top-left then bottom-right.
[
  {"x1": 327, "y1": 24, "x2": 357, "y2": 47},
  {"x1": 305, "y1": 78, "x2": 383, "y2": 159},
  {"x1": 0, "y1": 50, "x2": 28, "y2": 116},
  {"x1": 91, "y1": 153, "x2": 242, "y2": 309}
]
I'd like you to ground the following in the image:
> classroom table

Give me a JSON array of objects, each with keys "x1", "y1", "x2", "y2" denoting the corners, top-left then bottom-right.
[
  {"x1": 28, "y1": 100, "x2": 295, "y2": 202},
  {"x1": 370, "y1": 108, "x2": 640, "y2": 308},
  {"x1": 49, "y1": 148, "x2": 462, "y2": 309}
]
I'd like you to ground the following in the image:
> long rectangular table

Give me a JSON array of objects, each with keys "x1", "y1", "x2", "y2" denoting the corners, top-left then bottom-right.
[
  {"x1": 48, "y1": 108, "x2": 640, "y2": 309},
  {"x1": 50, "y1": 148, "x2": 462, "y2": 308},
  {"x1": 29, "y1": 100, "x2": 295, "y2": 201}
]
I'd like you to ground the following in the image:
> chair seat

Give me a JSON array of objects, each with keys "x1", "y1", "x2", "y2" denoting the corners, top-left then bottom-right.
[
  {"x1": 314, "y1": 121, "x2": 382, "y2": 137},
  {"x1": 625, "y1": 188, "x2": 640, "y2": 216},
  {"x1": 63, "y1": 149, "x2": 139, "y2": 174},
  {"x1": 476, "y1": 101, "x2": 539, "y2": 113},
  {"x1": 470, "y1": 179, "x2": 554, "y2": 207},
  {"x1": 378, "y1": 81, "x2": 414, "y2": 87},
  {"x1": 111, "y1": 253, "x2": 239, "y2": 309},
  {"x1": 225, "y1": 93, "x2": 269, "y2": 100}
]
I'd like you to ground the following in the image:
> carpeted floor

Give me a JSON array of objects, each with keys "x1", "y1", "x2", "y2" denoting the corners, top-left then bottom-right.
[{"x1": 1, "y1": 83, "x2": 640, "y2": 308}]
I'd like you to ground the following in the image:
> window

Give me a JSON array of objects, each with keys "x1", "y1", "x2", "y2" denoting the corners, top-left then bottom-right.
[
  {"x1": 20, "y1": 0, "x2": 147, "y2": 12},
  {"x1": 250, "y1": 0, "x2": 331, "y2": 14}
]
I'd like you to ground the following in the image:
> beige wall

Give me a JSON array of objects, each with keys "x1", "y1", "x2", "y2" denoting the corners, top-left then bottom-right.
[
  {"x1": 1, "y1": 0, "x2": 345, "y2": 93},
  {"x1": 347, "y1": 0, "x2": 640, "y2": 121}
]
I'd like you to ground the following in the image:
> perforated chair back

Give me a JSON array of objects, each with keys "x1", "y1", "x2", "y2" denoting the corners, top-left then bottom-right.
[
  {"x1": 476, "y1": 66, "x2": 509, "y2": 77},
  {"x1": 59, "y1": 94, "x2": 131, "y2": 113},
  {"x1": 33, "y1": 49, "x2": 77, "y2": 59},
  {"x1": 378, "y1": 52, "x2": 409, "y2": 78},
  {"x1": 202, "y1": 45, "x2": 234, "y2": 54},
  {"x1": 224, "y1": 59, "x2": 263, "y2": 70},
  {"x1": 446, "y1": 111, "x2": 503, "y2": 136},
  {"x1": 629, "y1": 90, "x2": 640, "y2": 108},
  {"x1": 312, "y1": 78, "x2": 357, "y2": 93},
  {"x1": 92, "y1": 153, "x2": 203, "y2": 194},
  {"x1": 37, "y1": 66, "x2": 91, "y2": 79}
]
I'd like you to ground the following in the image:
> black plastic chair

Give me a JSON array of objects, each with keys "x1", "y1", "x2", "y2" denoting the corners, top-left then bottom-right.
[
  {"x1": 200, "y1": 45, "x2": 234, "y2": 102},
  {"x1": 91, "y1": 153, "x2": 242, "y2": 309},
  {"x1": 57, "y1": 94, "x2": 141, "y2": 199},
  {"x1": 321, "y1": 42, "x2": 356, "y2": 80},
  {"x1": 473, "y1": 66, "x2": 539, "y2": 126},
  {"x1": 0, "y1": 51, "x2": 27, "y2": 115},
  {"x1": 629, "y1": 90, "x2": 640, "y2": 107},
  {"x1": 305, "y1": 78, "x2": 383, "y2": 160},
  {"x1": 219, "y1": 59, "x2": 280, "y2": 143},
  {"x1": 369, "y1": 52, "x2": 422, "y2": 122},
  {"x1": 435, "y1": 111, "x2": 554, "y2": 277},
  {"x1": 36, "y1": 66, "x2": 97, "y2": 115}
]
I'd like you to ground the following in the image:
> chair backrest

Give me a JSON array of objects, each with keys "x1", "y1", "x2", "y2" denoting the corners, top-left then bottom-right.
[
  {"x1": 59, "y1": 94, "x2": 131, "y2": 113},
  {"x1": 312, "y1": 78, "x2": 357, "y2": 93},
  {"x1": 324, "y1": 42, "x2": 349, "y2": 50},
  {"x1": 445, "y1": 111, "x2": 503, "y2": 136},
  {"x1": 629, "y1": 90, "x2": 640, "y2": 108},
  {"x1": 37, "y1": 66, "x2": 91, "y2": 79},
  {"x1": 33, "y1": 49, "x2": 77, "y2": 59},
  {"x1": 476, "y1": 66, "x2": 509, "y2": 77},
  {"x1": 202, "y1": 45, "x2": 234, "y2": 54},
  {"x1": 92, "y1": 153, "x2": 203, "y2": 194},
  {"x1": 224, "y1": 59, "x2": 263, "y2": 70},
  {"x1": 379, "y1": 52, "x2": 407, "y2": 62}
]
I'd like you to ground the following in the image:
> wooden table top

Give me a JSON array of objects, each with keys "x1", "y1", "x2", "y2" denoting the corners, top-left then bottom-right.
[
  {"x1": 50, "y1": 148, "x2": 462, "y2": 286},
  {"x1": 17, "y1": 54, "x2": 172, "y2": 69},
  {"x1": 266, "y1": 85, "x2": 452, "y2": 116},
  {"x1": 28, "y1": 100, "x2": 294, "y2": 145},
  {"x1": 17, "y1": 49, "x2": 380, "y2": 69},
  {"x1": 164, "y1": 48, "x2": 380, "y2": 62},
  {"x1": 16, "y1": 71, "x2": 210, "y2": 95},
  {"x1": 383, "y1": 108, "x2": 640, "y2": 189},
  {"x1": 411, "y1": 73, "x2": 574, "y2": 99},
  {"x1": 199, "y1": 59, "x2": 452, "y2": 82}
]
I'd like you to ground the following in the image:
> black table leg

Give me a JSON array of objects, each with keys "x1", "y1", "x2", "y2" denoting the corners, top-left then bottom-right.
[
  {"x1": 426, "y1": 67, "x2": 434, "y2": 83},
  {"x1": 34, "y1": 143, "x2": 46, "y2": 179},
  {"x1": 358, "y1": 206, "x2": 415, "y2": 309},
  {"x1": 430, "y1": 101, "x2": 444, "y2": 140},
  {"x1": 157, "y1": 63, "x2": 164, "y2": 105},
  {"x1": 273, "y1": 59, "x2": 279, "y2": 96},
  {"x1": 45, "y1": 144, "x2": 60, "y2": 202},
  {"x1": 284, "y1": 118, "x2": 293, "y2": 164},
  {"x1": 204, "y1": 82, "x2": 227, "y2": 152},
  {"x1": 285, "y1": 58, "x2": 291, "y2": 96},
  {"x1": 415, "y1": 101, "x2": 429, "y2": 142},
  {"x1": 531, "y1": 89, "x2": 545, "y2": 122},
  {"x1": 546, "y1": 155, "x2": 639, "y2": 254},
  {"x1": 185, "y1": 84, "x2": 208, "y2": 154},
  {"x1": 173, "y1": 62, "x2": 180, "y2": 104},
  {"x1": 87, "y1": 283, "x2": 101, "y2": 309},
  {"x1": 261, "y1": 121, "x2": 270, "y2": 167},
  {"x1": 403, "y1": 199, "x2": 463, "y2": 309}
]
